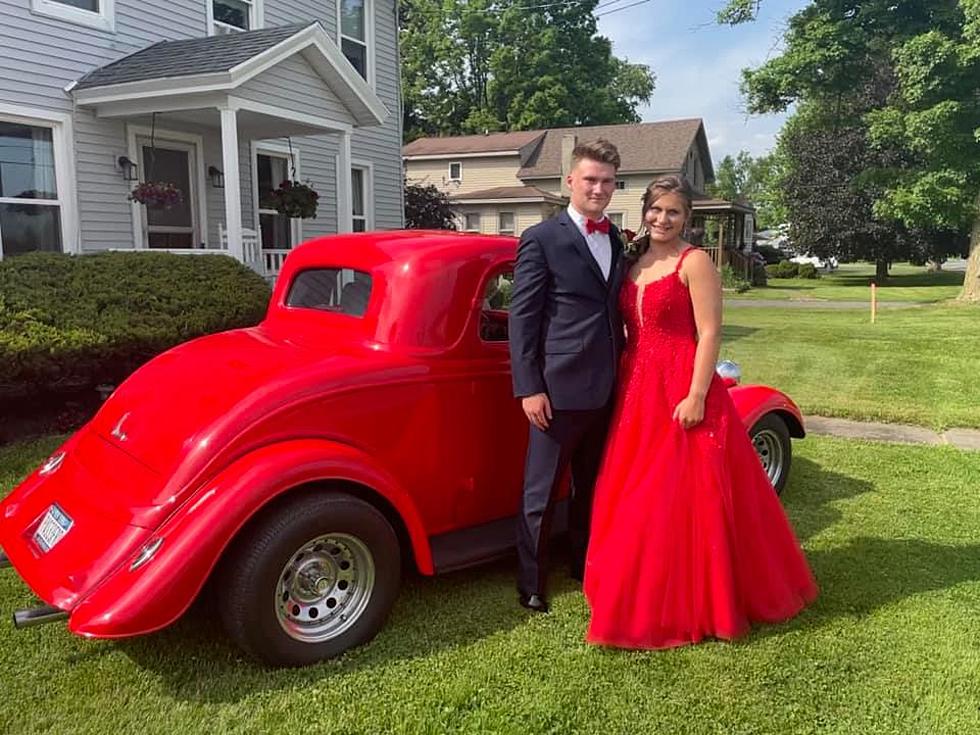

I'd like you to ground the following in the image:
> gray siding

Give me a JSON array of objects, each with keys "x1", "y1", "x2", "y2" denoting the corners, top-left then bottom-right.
[{"x1": 0, "y1": 0, "x2": 402, "y2": 254}]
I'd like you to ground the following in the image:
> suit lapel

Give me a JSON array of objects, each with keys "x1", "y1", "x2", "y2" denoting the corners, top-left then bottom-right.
[
  {"x1": 558, "y1": 209, "x2": 607, "y2": 289},
  {"x1": 607, "y1": 224, "x2": 623, "y2": 292}
]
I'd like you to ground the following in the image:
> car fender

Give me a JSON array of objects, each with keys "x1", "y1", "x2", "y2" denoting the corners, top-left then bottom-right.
[
  {"x1": 728, "y1": 384, "x2": 806, "y2": 438},
  {"x1": 68, "y1": 438, "x2": 432, "y2": 639}
]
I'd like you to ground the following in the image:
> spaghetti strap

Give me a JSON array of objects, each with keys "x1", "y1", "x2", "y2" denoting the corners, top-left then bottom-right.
[{"x1": 674, "y1": 247, "x2": 696, "y2": 273}]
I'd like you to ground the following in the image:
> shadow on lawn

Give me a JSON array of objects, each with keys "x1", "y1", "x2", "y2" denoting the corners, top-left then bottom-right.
[
  {"x1": 117, "y1": 555, "x2": 531, "y2": 702},
  {"x1": 720, "y1": 324, "x2": 759, "y2": 343}
]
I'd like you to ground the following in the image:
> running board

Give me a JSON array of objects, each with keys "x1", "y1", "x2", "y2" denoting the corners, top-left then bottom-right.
[{"x1": 13, "y1": 604, "x2": 69, "y2": 629}]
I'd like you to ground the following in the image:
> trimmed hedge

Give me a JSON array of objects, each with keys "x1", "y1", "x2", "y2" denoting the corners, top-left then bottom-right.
[
  {"x1": 764, "y1": 259, "x2": 821, "y2": 280},
  {"x1": 0, "y1": 251, "x2": 271, "y2": 402}
]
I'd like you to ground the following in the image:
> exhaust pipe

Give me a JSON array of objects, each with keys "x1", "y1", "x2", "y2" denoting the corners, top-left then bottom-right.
[
  {"x1": 13, "y1": 604, "x2": 68, "y2": 629},
  {"x1": 0, "y1": 550, "x2": 10, "y2": 570}
]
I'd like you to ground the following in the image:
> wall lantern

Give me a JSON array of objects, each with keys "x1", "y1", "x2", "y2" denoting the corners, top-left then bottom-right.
[
  {"x1": 117, "y1": 156, "x2": 138, "y2": 182},
  {"x1": 208, "y1": 165, "x2": 225, "y2": 188}
]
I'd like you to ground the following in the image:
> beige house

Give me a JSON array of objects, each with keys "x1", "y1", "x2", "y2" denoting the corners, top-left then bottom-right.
[{"x1": 403, "y1": 119, "x2": 717, "y2": 237}]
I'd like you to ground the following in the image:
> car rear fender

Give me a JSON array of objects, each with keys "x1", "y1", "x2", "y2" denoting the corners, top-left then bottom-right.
[
  {"x1": 728, "y1": 384, "x2": 806, "y2": 438},
  {"x1": 68, "y1": 438, "x2": 432, "y2": 639}
]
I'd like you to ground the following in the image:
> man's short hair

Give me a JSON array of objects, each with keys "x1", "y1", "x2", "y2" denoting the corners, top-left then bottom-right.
[{"x1": 571, "y1": 139, "x2": 621, "y2": 171}]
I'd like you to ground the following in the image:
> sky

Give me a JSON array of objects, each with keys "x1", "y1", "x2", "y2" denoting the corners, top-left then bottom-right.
[{"x1": 596, "y1": 0, "x2": 811, "y2": 162}]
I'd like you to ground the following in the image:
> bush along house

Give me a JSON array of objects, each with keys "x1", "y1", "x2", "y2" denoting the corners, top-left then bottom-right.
[{"x1": 0, "y1": 0, "x2": 404, "y2": 277}]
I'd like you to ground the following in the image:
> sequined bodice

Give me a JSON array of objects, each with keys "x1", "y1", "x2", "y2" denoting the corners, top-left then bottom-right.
[{"x1": 620, "y1": 271, "x2": 698, "y2": 352}]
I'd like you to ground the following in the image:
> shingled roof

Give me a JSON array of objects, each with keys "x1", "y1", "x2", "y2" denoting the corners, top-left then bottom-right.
[
  {"x1": 74, "y1": 23, "x2": 311, "y2": 90},
  {"x1": 402, "y1": 130, "x2": 544, "y2": 157},
  {"x1": 451, "y1": 185, "x2": 565, "y2": 204},
  {"x1": 517, "y1": 119, "x2": 710, "y2": 179}
]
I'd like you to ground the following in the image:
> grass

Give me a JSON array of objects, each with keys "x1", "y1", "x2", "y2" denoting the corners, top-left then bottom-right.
[
  {"x1": 738, "y1": 262, "x2": 965, "y2": 303},
  {"x1": 721, "y1": 302, "x2": 980, "y2": 429},
  {"x1": 2, "y1": 435, "x2": 980, "y2": 733}
]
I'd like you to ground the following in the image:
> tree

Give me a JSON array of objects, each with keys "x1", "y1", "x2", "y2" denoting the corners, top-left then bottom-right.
[
  {"x1": 708, "y1": 150, "x2": 787, "y2": 230},
  {"x1": 404, "y1": 180, "x2": 458, "y2": 229},
  {"x1": 400, "y1": 0, "x2": 655, "y2": 140},
  {"x1": 723, "y1": 0, "x2": 980, "y2": 296}
]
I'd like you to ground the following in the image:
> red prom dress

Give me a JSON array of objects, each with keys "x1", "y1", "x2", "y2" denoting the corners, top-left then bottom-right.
[{"x1": 583, "y1": 247, "x2": 818, "y2": 649}]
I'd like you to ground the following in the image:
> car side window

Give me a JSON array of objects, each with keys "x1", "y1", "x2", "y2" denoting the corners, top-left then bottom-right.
[
  {"x1": 480, "y1": 269, "x2": 514, "y2": 342},
  {"x1": 286, "y1": 268, "x2": 372, "y2": 317}
]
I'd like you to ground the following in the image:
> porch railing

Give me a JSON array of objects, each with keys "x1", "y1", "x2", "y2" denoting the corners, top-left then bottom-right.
[{"x1": 264, "y1": 249, "x2": 290, "y2": 277}]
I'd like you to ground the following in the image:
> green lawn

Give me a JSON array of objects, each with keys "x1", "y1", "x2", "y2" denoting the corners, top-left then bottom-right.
[
  {"x1": 2, "y1": 435, "x2": 980, "y2": 734},
  {"x1": 737, "y1": 262, "x2": 965, "y2": 303},
  {"x1": 722, "y1": 302, "x2": 980, "y2": 429}
]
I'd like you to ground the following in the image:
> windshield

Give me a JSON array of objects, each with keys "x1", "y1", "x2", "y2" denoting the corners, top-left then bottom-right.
[{"x1": 285, "y1": 268, "x2": 373, "y2": 317}]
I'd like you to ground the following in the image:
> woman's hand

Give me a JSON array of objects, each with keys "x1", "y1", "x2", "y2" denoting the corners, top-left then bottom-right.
[{"x1": 672, "y1": 394, "x2": 705, "y2": 429}]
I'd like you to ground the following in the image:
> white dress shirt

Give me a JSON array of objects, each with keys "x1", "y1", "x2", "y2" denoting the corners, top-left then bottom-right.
[{"x1": 567, "y1": 204, "x2": 612, "y2": 280}]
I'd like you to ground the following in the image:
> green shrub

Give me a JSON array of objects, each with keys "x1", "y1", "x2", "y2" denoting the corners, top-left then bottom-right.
[
  {"x1": 0, "y1": 251, "x2": 271, "y2": 401},
  {"x1": 720, "y1": 265, "x2": 751, "y2": 293},
  {"x1": 765, "y1": 260, "x2": 800, "y2": 279},
  {"x1": 797, "y1": 263, "x2": 819, "y2": 279}
]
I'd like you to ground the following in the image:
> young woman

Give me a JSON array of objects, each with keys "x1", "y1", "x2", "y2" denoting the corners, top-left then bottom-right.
[{"x1": 583, "y1": 175, "x2": 817, "y2": 649}]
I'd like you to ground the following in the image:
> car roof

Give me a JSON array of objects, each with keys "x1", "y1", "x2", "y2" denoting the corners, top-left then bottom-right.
[{"x1": 281, "y1": 230, "x2": 518, "y2": 274}]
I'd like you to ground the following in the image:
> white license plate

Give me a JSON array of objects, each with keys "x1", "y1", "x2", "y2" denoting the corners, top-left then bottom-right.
[{"x1": 33, "y1": 505, "x2": 73, "y2": 553}]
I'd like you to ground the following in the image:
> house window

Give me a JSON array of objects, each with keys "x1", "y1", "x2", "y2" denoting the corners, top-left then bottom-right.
[
  {"x1": 448, "y1": 162, "x2": 462, "y2": 182},
  {"x1": 615, "y1": 180, "x2": 626, "y2": 190},
  {"x1": 256, "y1": 152, "x2": 294, "y2": 250},
  {"x1": 0, "y1": 121, "x2": 63, "y2": 258},
  {"x1": 30, "y1": 0, "x2": 114, "y2": 31},
  {"x1": 209, "y1": 0, "x2": 262, "y2": 34},
  {"x1": 498, "y1": 212, "x2": 515, "y2": 236},
  {"x1": 340, "y1": 0, "x2": 371, "y2": 81},
  {"x1": 607, "y1": 212, "x2": 624, "y2": 228},
  {"x1": 351, "y1": 165, "x2": 371, "y2": 232},
  {"x1": 463, "y1": 212, "x2": 480, "y2": 232}
]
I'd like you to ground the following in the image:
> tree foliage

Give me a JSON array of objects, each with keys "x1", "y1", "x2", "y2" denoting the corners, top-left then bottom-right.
[
  {"x1": 400, "y1": 0, "x2": 656, "y2": 140},
  {"x1": 708, "y1": 150, "x2": 787, "y2": 229},
  {"x1": 404, "y1": 180, "x2": 458, "y2": 230},
  {"x1": 730, "y1": 0, "x2": 979, "y2": 288}
]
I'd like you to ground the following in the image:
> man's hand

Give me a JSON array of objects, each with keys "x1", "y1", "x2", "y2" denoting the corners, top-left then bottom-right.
[{"x1": 522, "y1": 393, "x2": 553, "y2": 431}]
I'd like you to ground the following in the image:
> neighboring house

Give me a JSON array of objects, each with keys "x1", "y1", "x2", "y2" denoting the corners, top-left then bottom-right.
[
  {"x1": 403, "y1": 119, "x2": 732, "y2": 238},
  {"x1": 0, "y1": 0, "x2": 403, "y2": 276}
]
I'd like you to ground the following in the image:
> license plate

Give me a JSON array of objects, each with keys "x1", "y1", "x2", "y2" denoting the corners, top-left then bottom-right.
[{"x1": 33, "y1": 505, "x2": 73, "y2": 553}]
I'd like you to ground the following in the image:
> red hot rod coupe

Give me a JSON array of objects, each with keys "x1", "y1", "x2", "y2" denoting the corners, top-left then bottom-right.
[{"x1": 0, "y1": 230, "x2": 804, "y2": 667}]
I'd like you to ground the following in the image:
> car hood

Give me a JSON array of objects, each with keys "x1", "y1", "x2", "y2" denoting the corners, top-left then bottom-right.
[{"x1": 88, "y1": 324, "x2": 414, "y2": 521}]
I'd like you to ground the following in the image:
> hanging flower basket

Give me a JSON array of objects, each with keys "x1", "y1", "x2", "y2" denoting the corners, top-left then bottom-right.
[
  {"x1": 268, "y1": 180, "x2": 319, "y2": 219},
  {"x1": 128, "y1": 181, "x2": 184, "y2": 209}
]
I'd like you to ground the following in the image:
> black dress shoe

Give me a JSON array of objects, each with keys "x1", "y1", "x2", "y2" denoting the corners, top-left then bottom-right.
[{"x1": 518, "y1": 593, "x2": 550, "y2": 613}]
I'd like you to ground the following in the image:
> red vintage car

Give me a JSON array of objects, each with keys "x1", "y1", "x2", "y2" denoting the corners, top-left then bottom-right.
[{"x1": 0, "y1": 231, "x2": 804, "y2": 667}]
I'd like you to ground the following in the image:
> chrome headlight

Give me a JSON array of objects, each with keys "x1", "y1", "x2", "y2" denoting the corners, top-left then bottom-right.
[{"x1": 715, "y1": 360, "x2": 741, "y2": 384}]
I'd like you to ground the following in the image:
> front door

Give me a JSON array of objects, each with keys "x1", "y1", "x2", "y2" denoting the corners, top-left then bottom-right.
[{"x1": 138, "y1": 138, "x2": 199, "y2": 248}]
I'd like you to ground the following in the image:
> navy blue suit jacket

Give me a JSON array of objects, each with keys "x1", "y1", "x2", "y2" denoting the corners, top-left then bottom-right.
[{"x1": 508, "y1": 210, "x2": 626, "y2": 410}]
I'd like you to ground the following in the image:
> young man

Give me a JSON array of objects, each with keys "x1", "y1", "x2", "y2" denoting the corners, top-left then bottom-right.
[{"x1": 508, "y1": 139, "x2": 626, "y2": 613}]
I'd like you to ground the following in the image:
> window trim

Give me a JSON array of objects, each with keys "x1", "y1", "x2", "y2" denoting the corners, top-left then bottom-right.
[
  {"x1": 337, "y1": 0, "x2": 375, "y2": 86},
  {"x1": 251, "y1": 141, "x2": 302, "y2": 250},
  {"x1": 615, "y1": 180, "x2": 626, "y2": 190},
  {"x1": 350, "y1": 159, "x2": 374, "y2": 232},
  {"x1": 0, "y1": 104, "x2": 78, "y2": 258},
  {"x1": 30, "y1": 0, "x2": 115, "y2": 32},
  {"x1": 497, "y1": 211, "x2": 515, "y2": 236},
  {"x1": 607, "y1": 212, "x2": 625, "y2": 229},
  {"x1": 126, "y1": 124, "x2": 207, "y2": 250},
  {"x1": 448, "y1": 161, "x2": 462, "y2": 183},
  {"x1": 207, "y1": 0, "x2": 264, "y2": 35},
  {"x1": 462, "y1": 211, "x2": 480, "y2": 232}
]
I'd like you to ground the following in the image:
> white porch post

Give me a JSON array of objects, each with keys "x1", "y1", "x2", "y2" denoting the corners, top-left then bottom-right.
[
  {"x1": 220, "y1": 106, "x2": 244, "y2": 262},
  {"x1": 336, "y1": 130, "x2": 353, "y2": 233}
]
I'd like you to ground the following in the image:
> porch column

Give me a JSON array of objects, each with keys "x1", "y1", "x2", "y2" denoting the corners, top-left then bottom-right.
[
  {"x1": 220, "y1": 106, "x2": 244, "y2": 262},
  {"x1": 337, "y1": 130, "x2": 353, "y2": 233}
]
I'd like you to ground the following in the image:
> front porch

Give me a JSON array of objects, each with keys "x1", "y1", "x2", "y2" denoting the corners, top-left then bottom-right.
[{"x1": 71, "y1": 22, "x2": 388, "y2": 277}]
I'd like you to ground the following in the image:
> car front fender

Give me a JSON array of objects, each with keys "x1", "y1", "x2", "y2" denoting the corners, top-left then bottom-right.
[
  {"x1": 68, "y1": 438, "x2": 432, "y2": 639},
  {"x1": 728, "y1": 384, "x2": 806, "y2": 438}
]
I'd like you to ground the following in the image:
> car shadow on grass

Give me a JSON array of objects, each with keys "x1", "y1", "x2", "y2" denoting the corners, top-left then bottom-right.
[
  {"x1": 116, "y1": 555, "x2": 532, "y2": 701},
  {"x1": 720, "y1": 324, "x2": 759, "y2": 343}
]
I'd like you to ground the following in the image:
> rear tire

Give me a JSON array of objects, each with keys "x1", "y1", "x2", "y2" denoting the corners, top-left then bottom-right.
[
  {"x1": 749, "y1": 413, "x2": 792, "y2": 495},
  {"x1": 219, "y1": 492, "x2": 401, "y2": 667}
]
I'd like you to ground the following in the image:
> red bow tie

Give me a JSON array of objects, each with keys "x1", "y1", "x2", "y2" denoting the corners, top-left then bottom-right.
[{"x1": 585, "y1": 217, "x2": 610, "y2": 235}]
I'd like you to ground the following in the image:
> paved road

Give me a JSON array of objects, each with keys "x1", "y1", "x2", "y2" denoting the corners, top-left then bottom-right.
[
  {"x1": 726, "y1": 299, "x2": 919, "y2": 309},
  {"x1": 805, "y1": 415, "x2": 980, "y2": 452}
]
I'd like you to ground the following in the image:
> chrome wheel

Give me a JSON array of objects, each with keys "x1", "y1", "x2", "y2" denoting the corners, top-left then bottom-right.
[
  {"x1": 753, "y1": 428, "x2": 785, "y2": 487},
  {"x1": 275, "y1": 533, "x2": 375, "y2": 643}
]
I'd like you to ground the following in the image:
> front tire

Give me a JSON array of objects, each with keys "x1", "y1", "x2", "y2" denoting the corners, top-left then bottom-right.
[
  {"x1": 749, "y1": 413, "x2": 792, "y2": 495},
  {"x1": 219, "y1": 492, "x2": 401, "y2": 667}
]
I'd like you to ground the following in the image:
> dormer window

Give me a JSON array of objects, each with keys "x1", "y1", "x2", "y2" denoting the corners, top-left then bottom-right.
[
  {"x1": 340, "y1": 0, "x2": 372, "y2": 82},
  {"x1": 30, "y1": 0, "x2": 115, "y2": 31},
  {"x1": 209, "y1": 0, "x2": 263, "y2": 34}
]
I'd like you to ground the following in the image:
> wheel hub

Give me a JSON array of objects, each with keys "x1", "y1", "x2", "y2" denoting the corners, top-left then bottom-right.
[
  {"x1": 275, "y1": 533, "x2": 375, "y2": 643},
  {"x1": 753, "y1": 428, "x2": 784, "y2": 487}
]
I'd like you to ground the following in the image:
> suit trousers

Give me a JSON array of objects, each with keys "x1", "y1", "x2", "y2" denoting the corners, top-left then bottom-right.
[{"x1": 516, "y1": 402, "x2": 613, "y2": 596}]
